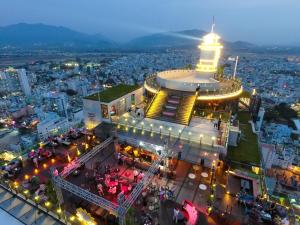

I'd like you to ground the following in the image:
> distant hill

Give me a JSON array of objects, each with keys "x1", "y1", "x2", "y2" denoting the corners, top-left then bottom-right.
[
  {"x1": 0, "y1": 24, "x2": 282, "y2": 52},
  {"x1": 125, "y1": 29, "x2": 256, "y2": 51},
  {"x1": 0, "y1": 23, "x2": 115, "y2": 50}
]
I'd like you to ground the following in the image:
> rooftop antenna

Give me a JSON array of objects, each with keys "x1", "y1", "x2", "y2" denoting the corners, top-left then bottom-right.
[
  {"x1": 211, "y1": 16, "x2": 215, "y2": 33},
  {"x1": 233, "y1": 56, "x2": 239, "y2": 79}
]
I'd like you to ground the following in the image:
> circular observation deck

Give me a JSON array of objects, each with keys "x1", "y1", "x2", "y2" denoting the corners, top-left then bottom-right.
[{"x1": 144, "y1": 69, "x2": 243, "y2": 101}]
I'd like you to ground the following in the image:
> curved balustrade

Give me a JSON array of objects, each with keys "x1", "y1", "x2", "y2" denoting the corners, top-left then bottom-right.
[{"x1": 144, "y1": 74, "x2": 243, "y2": 100}]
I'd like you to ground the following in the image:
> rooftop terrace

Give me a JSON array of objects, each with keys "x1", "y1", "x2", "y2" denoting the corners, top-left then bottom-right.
[{"x1": 84, "y1": 84, "x2": 140, "y2": 103}]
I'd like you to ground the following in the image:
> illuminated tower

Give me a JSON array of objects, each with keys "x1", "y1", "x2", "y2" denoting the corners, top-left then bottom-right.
[{"x1": 196, "y1": 21, "x2": 223, "y2": 73}]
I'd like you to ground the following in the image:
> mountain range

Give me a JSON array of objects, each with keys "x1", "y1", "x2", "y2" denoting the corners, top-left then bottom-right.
[
  {"x1": 0, "y1": 23, "x2": 114, "y2": 50},
  {"x1": 0, "y1": 23, "x2": 294, "y2": 52}
]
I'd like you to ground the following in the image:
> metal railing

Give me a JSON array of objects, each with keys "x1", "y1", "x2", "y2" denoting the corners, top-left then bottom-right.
[
  {"x1": 51, "y1": 136, "x2": 169, "y2": 225},
  {"x1": 52, "y1": 172, "x2": 118, "y2": 212},
  {"x1": 60, "y1": 137, "x2": 113, "y2": 178}
]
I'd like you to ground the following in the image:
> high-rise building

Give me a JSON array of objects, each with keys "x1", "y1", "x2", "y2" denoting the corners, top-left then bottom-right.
[
  {"x1": 17, "y1": 69, "x2": 32, "y2": 97},
  {"x1": 43, "y1": 92, "x2": 68, "y2": 117},
  {"x1": 0, "y1": 71, "x2": 10, "y2": 93},
  {"x1": 0, "y1": 68, "x2": 19, "y2": 94}
]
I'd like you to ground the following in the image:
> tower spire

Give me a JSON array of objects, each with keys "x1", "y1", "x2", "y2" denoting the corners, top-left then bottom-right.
[{"x1": 211, "y1": 16, "x2": 215, "y2": 33}]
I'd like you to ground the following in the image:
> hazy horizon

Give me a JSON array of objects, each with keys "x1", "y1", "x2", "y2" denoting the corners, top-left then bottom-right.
[{"x1": 0, "y1": 0, "x2": 299, "y2": 45}]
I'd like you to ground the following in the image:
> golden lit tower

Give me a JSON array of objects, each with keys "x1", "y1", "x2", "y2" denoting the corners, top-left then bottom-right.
[{"x1": 196, "y1": 20, "x2": 223, "y2": 73}]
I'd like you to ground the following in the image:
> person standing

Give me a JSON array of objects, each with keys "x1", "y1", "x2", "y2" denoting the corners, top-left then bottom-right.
[
  {"x1": 133, "y1": 169, "x2": 139, "y2": 183},
  {"x1": 173, "y1": 207, "x2": 179, "y2": 223},
  {"x1": 33, "y1": 157, "x2": 38, "y2": 168},
  {"x1": 157, "y1": 166, "x2": 161, "y2": 179},
  {"x1": 177, "y1": 150, "x2": 182, "y2": 160},
  {"x1": 117, "y1": 152, "x2": 122, "y2": 165},
  {"x1": 217, "y1": 118, "x2": 221, "y2": 130}
]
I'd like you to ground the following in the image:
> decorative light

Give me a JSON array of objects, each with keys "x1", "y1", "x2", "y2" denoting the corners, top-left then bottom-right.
[
  {"x1": 208, "y1": 207, "x2": 212, "y2": 214},
  {"x1": 70, "y1": 216, "x2": 76, "y2": 221},
  {"x1": 67, "y1": 154, "x2": 71, "y2": 163},
  {"x1": 14, "y1": 181, "x2": 19, "y2": 189}
]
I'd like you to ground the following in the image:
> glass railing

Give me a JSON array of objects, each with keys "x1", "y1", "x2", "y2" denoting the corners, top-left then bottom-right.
[{"x1": 145, "y1": 74, "x2": 243, "y2": 97}]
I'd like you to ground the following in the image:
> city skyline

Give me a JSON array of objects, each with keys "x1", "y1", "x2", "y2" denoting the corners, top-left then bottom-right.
[
  {"x1": 0, "y1": 0, "x2": 300, "y2": 45},
  {"x1": 0, "y1": 2, "x2": 300, "y2": 225}
]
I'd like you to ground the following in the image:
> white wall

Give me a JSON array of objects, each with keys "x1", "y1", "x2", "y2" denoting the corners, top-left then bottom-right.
[
  {"x1": 83, "y1": 87, "x2": 143, "y2": 128},
  {"x1": 83, "y1": 99, "x2": 102, "y2": 129}
]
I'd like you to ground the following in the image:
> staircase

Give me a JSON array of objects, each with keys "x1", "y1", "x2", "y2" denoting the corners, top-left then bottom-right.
[
  {"x1": 146, "y1": 90, "x2": 168, "y2": 119},
  {"x1": 239, "y1": 97, "x2": 250, "y2": 111},
  {"x1": 146, "y1": 89, "x2": 197, "y2": 126},
  {"x1": 174, "y1": 94, "x2": 196, "y2": 125}
]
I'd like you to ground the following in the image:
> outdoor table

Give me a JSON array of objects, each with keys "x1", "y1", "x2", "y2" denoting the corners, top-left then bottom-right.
[
  {"x1": 199, "y1": 184, "x2": 207, "y2": 190},
  {"x1": 188, "y1": 173, "x2": 196, "y2": 179},
  {"x1": 201, "y1": 172, "x2": 208, "y2": 178},
  {"x1": 188, "y1": 173, "x2": 196, "y2": 185}
]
